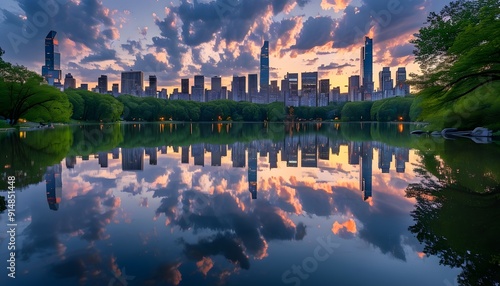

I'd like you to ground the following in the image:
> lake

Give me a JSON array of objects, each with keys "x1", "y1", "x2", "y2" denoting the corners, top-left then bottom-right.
[{"x1": 1, "y1": 122, "x2": 499, "y2": 286}]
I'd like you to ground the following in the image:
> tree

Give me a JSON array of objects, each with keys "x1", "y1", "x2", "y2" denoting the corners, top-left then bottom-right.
[
  {"x1": 0, "y1": 49, "x2": 72, "y2": 125},
  {"x1": 410, "y1": 0, "x2": 500, "y2": 129}
]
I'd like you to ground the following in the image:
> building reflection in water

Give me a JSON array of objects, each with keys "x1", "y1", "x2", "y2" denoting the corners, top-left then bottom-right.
[
  {"x1": 62, "y1": 134, "x2": 410, "y2": 202},
  {"x1": 346, "y1": 141, "x2": 410, "y2": 201},
  {"x1": 248, "y1": 143, "x2": 258, "y2": 199},
  {"x1": 45, "y1": 164, "x2": 62, "y2": 211},
  {"x1": 122, "y1": 147, "x2": 144, "y2": 171}
]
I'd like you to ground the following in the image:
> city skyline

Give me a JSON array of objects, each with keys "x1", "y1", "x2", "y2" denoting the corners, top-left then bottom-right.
[{"x1": 0, "y1": 0, "x2": 449, "y2": 93}]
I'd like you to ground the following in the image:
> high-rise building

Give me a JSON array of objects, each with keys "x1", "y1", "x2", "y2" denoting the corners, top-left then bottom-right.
[
  {"x1": 80, "y1": 83, "x2": 88, "y2": 90},
  {"x1": 221, "y1": 86, "x2": 228, "y2": 100},
  {"x1": 248, "y1": 74, "x2": 258, "y2": 102},
  {"x1": 319, "y1": 79, "x2": 330, "y2": 107},
  {"x1": 301, "y1": 72, "x2": 318, "y2": 107},
  {"x1": 148, "y1": 75, "x2": 157, "y2": 97},
  {"x1": 98, "y1": 75, "x2": 108, "y2": 94},
  {"x1": 360, "y1": 36, "x2": 373, "y2": 100},
  {"x1": 63, "y1": 73, "x2": 76, "y2": 90},
  {"x1": 319, "y1": 79, "x2": 330, "y2": 95},
  {"x1": 112, "y1": 83, "x2": 119, "y2": 97},
  {"x1": 331, "y1": 86, "x2": 341, "y2": 103},
  {"x1": 348, "y1": 75, "x2": 360, "y2": 102},
  {"x1": 211, "y1": 76, "x2": 222, "y2": 94},
  {"x1": 192, "y1": 75, "x2": 205, "y2": 102},
  {"x1": 159, "y1": 88, "x2": 167, "y2": 99},
  {"x1": 285, "y1": 73, "x2": 299, "y2": 107},
  {"x1": 395, "y1": 67, "x2": 410, "y2": 96},
  {"x1": 42, "y1": 30, "x2": 62, "y2": 87},
  {"x1": 269, "y1": 80, "x2": 280, "y2": 103},
  {"x1": 181, "y1": 78, "x2": 190, "y2": 95},
  {"x1": 121, "y1": 71, "x2": 144, "y2": 96},
  {"x1": 379, "y1": 67, "x2": 393, "y2": 98},
  {"x1": 260, "y1": 40, "x2": 269, "y2": 96},
  {"x1": 231, "y1": 75, "x2": 246, "y2": 102}
]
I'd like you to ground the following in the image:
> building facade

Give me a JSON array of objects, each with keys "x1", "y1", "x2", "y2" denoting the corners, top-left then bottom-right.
[
  {"x1": 121, "y1": 71, "x2": 144, "y2": 96},
  {"x1": 63, "y1": 73, "x2": 76, "y2": 90},
  {"x1": 42, "y1": 30, "x2": 62, "y2": 87}
]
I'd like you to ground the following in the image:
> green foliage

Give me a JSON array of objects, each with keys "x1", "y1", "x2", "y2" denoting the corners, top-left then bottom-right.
[
  {"x1": 407, "y1": 157, "x2": 500, "y2": 285},
  {"x1": 0, "y1": 57, "x2": 72, "y2": 125},
  {"x1": 340, "y1": 101, "x2": 373, "y2": 121},
  {"x1": 0, "y1": 127, "x2": 71, "y2": 190},
  {"x1": 292, "y1": 103, "x2": 345, "y2": 121},
  {"x1": 411, "y1": 0, "x2": 500, "y2": 130},
  {"x1": 370, "y1": 96, "x2": 414, "y2": 122},
  {"x1": 66, "y1": 90, "x2": 123, "y2": 122}
]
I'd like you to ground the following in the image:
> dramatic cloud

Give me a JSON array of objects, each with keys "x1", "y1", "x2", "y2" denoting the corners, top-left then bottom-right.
[
  {"x1": 121, "y1": 40, "x2": 143, "y2": 55},
  {"x1": 391, "y1": 43, "x2": 414, "y2": 58},
  {"x1": 291, "y1": 16, "x2": 334, "y2": 51},
  {"x1": 332, "y1": 0, "x2": 430, "y2": 49},
  {"x1": 151, "y1": 8, "x2": 188, "y2": 73},
  {"x1": 81, "y1": 49, "x2": 117, "y2": 63},
  {"x1": 318, "y1": 62, "x2": 355, "y2": 70},
  {"x1": 321, "y1": 0, "x2": 351, "y2": 12},
  {"x1": 0, "y1": 0, "x2": 118, "y2": 66},
  {"x1": 303, "y1": 57, "x2": 319, "y2": 66},
  {"x1": 269, "y1": 17, "x2": 303, "y2": 57}
]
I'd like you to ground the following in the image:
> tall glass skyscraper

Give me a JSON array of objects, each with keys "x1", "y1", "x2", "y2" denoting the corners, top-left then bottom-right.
[
  {"x1": 42, "y1": 30, "x2": 62, "y2": 86},
  {"x1": 260, "y1": 41, "x2": 269, "y2": 95},
  {"x1": 360, "y1": 36, "x2": 373, "y2": 99}
]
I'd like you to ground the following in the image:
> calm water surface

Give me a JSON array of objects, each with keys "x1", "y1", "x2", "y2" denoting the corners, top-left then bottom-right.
[{"x1": 1, "y1": 123, "x2": 499, "y2": 286}]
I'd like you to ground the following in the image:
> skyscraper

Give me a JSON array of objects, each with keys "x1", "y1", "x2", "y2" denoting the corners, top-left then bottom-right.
[
  {"x1": 231, "y1": 75, "x2": 246, "y2": 102},
  {"x1": 301, "y1": 72, "x2": 318, "y2": 107},
  {"x1": 42, "y1": 30, "x2": 62, "y2": 86},
  {"x1": 360, "y1": 36, "x2": 373, "y2": 100},
  {"x1": 63, "y1": 73, "x2": 76, "y2": 90},
  {"x1": 112, "y1": 83, "x2": 119, "y2": 96},
  {"x1": 211, "y1": 76, "x2": 222, "y2": 95},
  {"x1": 348, "y1": 75, "x2": 360, "y2": 102},
  {"x1": 286, "y1": 73, "x2": 299, "y2": 107},
  {"x1": 121, "y1": 71, "x2": 144, "y2": 96},
  {"x1": 181, "y1": 78, "x2": 190, "y2": 95},
  {"x1": 319, "y1": 79, "x2": 330, "y2": 107},
  {"x1": 395, "y1": 67, "x2": 410, "y2": 96},
  {"x1": 379, "y1": 67, "x2": 393, "y2": 98},
  {"x1": 260, "y1": 41, "x2": 269, "y2": 96},
  {"x1": 148, "y1": 75, "x2": 157, "y2": 97},
  {"x1": 192, "y1": 75, "x2": 205, "y2": 102},
  {"x1": 248, "y1": 74, "x2": 258, "y2": 102},
  {"x1": 98, "y1": 75, "x2": 108, "y2": 94}
]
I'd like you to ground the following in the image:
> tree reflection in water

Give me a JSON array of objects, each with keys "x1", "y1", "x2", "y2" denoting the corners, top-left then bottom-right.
[{"x1": 406, "y1": 147, "x2": 500, "y2": 286}]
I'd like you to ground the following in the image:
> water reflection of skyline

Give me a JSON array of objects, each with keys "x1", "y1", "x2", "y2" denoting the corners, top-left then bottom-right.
[
  {"x1": 54, "y1": 135, "x2": 409, "y2": 211},
  {"x1": 5, "y1": 126, "x2": 462, "y2": 286}
]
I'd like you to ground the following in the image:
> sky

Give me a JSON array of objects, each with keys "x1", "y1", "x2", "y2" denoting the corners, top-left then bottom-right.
[{"x1": 0, "y1": 0, "x2": 449, "y2": 93}]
